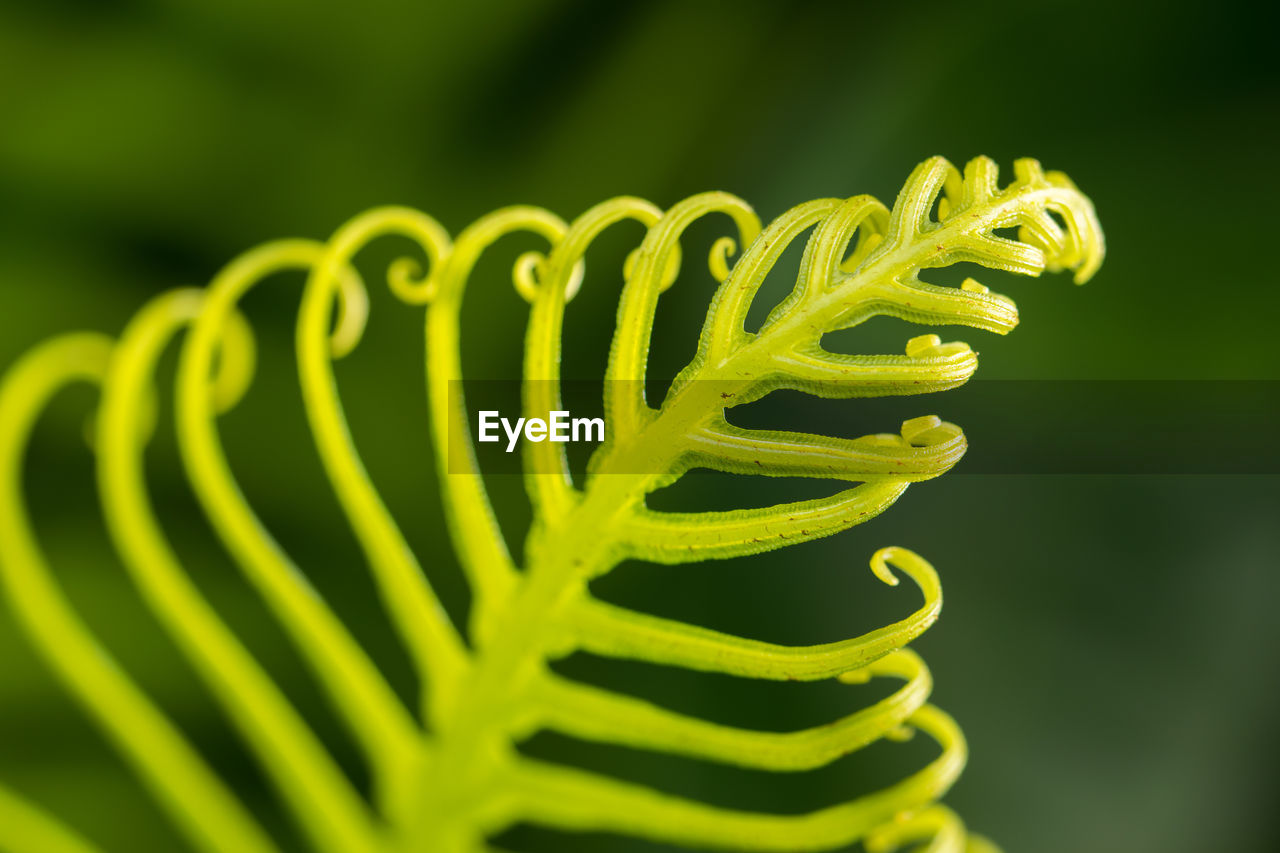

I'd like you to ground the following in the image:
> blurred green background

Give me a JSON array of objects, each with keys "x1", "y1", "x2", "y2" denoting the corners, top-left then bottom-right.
[{"x1": 1, "y1": 1, "x2": 1277, "y2": 851}]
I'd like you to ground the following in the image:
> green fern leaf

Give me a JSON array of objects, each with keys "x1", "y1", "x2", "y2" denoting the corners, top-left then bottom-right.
[{"x1": 0, "y1": 155, "x2": 1103, "y2": 852}]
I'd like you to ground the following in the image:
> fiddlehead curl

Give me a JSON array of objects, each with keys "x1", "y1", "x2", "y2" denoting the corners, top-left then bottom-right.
[
  {"x1": 708, "y1": 235, "x2": 741, "y2": 283},
  {"x1": 512, "y1": 250, "x2": 585, "y2": 304}
]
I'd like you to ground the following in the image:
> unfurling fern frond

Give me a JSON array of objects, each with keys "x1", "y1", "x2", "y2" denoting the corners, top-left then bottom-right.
[{"x1": 0, "y1": 156, "x2": 1103, "y2": 853}]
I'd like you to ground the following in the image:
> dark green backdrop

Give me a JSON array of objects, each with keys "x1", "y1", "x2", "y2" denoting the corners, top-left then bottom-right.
[{"x1": 1, "y1": 1, "x2": 1276, "y2": 851}]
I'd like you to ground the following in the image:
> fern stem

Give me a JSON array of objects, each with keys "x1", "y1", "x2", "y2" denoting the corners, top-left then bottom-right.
[
  {"x1": 532, "y1": 649, "x2": 930, "y2": 771},
  {"x1": 100, "y1": 291, "x2": 388, "y2": 851},
  {"x1": 0, "y1": 335, "x2": 278, "y2": 853},
  {"x1": 426, "y1": 207, "x2": 571, "y2": 661},
  {"x1": 566, "y1": 546, "x2": 942, "y2": 680},
  {"x1": 501, "y1": 704, "x2": 964, "y2": 851},
  {"x1": 0, "y1": 784, "x2": 104, "y2": 853},
  {"x1": 299, "y1": 208, "x2": 472, "y2": 720},
  {"x1": 176, "y1": 241, "x2": 417, "y2": 786},
  {"x1": 603, "y1": 193, "x2": 759, "y2": 437},
  {"x1": 682, "y1": 417, "x2": 966, "y2": 481},
  {"x1": 522, "y1": 197, "x2": 664, "y2": 524}
]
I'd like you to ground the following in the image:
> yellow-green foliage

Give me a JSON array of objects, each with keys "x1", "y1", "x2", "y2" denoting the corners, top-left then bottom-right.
[{"x1": 0, "y1": 156, "x2": 1102, "y2": 852}]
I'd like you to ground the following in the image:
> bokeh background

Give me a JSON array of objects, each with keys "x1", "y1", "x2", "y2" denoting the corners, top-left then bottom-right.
[{"x1": 1, "y1": 1, "x2": 1277, "y2": 851}]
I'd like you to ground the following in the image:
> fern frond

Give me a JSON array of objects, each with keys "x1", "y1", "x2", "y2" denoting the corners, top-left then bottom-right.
[{"x1": 0, "y1": 156, "x2": 1103, "y2": 852}]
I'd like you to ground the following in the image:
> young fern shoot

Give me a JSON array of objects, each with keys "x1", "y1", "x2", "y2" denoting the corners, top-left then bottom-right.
[{"x1": 0, "y1": 155, "x2": 1102, "y2": 853}]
